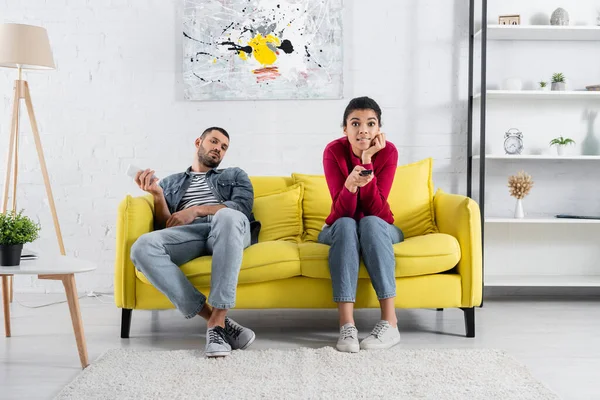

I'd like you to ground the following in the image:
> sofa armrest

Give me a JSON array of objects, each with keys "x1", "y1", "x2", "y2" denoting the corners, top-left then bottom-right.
[
  {"x1": 433, "y1": 189, "x2": 482, "y2": 307},
  {"x1": 114, "y1": 194, "x2": 155, "y2": 309}
]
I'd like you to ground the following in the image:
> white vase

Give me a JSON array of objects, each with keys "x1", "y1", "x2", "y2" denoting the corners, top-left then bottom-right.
[
  {"x1": 556, "y1": 145, "x2": 565, "y2": 156},
  {"x1": 514, "y1": 198, "x2": 525, "y2": 219}
]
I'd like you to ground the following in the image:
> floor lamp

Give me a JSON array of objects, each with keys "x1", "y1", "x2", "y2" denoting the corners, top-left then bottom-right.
[{"x1": 0, "y1": 23, "x2": 66, "y2": 302}]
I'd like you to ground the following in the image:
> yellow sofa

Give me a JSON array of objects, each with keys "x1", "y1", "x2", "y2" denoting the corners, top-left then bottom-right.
[{"x1": 115, "y1": 158, "x2": 482, "y2": 338}]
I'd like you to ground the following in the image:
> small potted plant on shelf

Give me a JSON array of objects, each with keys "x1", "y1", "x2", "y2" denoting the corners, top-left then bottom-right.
[
  {"x1": 551, "y1": 73, "x2": 566, "y2": 91},
  {"x1": 549, "y1": 136, "x2": 576, "y2": 156},
  {"x1": 0, "y1": 210, "x2": 40, "y2": 266},
  {"x1": 508, "y1": 171, "x2": 534, "y2": 219},
  {"x1": 538, "y1": 81, "x2": 549, "y2": 91}
]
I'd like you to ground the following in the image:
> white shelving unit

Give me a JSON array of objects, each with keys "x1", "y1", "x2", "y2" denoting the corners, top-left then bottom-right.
[
  {"x1": 486, "y1": 275, "x2": 600, "y2": 287},
  {"x1": 475, "y1": 25, "x2": 600, "y2": 41},
  {"x1": 473, "y1": 155, "x2": 600, "y2": 160},
  {"x1": 474, "y1": 90, "x2": 600, "y2": 100},
  {"x1": 486, "y1": 217, "x2": 600, "y2": 224},
  {"x1": 471, "y1": 24, "x2": 600, "y2": 288}
]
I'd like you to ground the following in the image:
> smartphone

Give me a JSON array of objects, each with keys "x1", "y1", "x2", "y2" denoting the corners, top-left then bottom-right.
[{"x1": 359, "y1": 169, "x2": 373, "y2": 176}]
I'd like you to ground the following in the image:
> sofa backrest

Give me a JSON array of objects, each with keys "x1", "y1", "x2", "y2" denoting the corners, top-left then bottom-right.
[{"x1": 249, "y1": 158, "x2": 438, "y2": 243}]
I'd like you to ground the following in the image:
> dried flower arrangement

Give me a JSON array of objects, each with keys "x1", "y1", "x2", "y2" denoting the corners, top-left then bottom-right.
[{"x1": 508, "y1": 171, "x2": 534, "y2": 199}]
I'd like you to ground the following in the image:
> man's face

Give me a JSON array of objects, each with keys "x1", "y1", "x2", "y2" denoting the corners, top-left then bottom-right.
[{"x1": 196, "y1": 130, "x2": 229, "y2": 168}]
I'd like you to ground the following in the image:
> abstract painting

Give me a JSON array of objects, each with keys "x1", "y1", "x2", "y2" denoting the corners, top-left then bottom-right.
[{"x1": 182, "y1": 0, "x2": 343, "y2": 100}]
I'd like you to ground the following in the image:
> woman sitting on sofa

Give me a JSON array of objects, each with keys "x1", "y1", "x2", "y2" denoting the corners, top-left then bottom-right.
[{"x1": 319, "y1": 96, "x2": 403, "y2": 353}]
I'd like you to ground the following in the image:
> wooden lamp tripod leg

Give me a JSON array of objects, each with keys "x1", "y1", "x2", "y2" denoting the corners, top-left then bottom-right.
[
  {"x1": 3, "y1": 81, "x2": 20, "y2": 304},
  {"x1": 22, "y1": 81, "x2": 66, "y2": 256}
]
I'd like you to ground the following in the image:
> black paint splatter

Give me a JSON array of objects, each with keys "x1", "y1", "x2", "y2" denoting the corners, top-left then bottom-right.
[
  {"x1": 221, "y1": 22, "x2": 234, "y2": 34},
  {"x1": 305, "y1": 45, "x2": 322, "y2": 68},
  {"x1": 193, "y1": 73, "x2": 222, "y2": 84},
  {"x1": 183, "y1": 32, "x2": 213, "y2": 46},
  {"x1": 278, "y1": 39, "x2": 294, "y2": 54},
  {"x1": 220, "y1": 41, "x2": 253, "y2": 55}
]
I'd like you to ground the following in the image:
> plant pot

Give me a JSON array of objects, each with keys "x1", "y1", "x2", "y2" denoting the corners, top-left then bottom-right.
[
  {"x1": 0, "y1": 244, "x2": 23, "y2": 266},
  {"x1": 556, "y1": 145, "x2": 566, "y2": 156},
  {"x1": 514, "y1": 199, "x2": 524, "y2": 219},
  {"x1": 551, "y1": 82, "x2": 566, "y2": 91}
]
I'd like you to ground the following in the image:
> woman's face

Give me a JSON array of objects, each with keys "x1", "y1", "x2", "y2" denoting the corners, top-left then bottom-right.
[{"x1": 344, "y1": 109, "x2": 380, "y2": 154}]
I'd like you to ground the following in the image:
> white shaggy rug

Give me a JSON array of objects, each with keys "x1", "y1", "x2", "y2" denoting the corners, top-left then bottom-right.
[{"x1": 55, "y1": 347, "x2": 558, "y2": 400}]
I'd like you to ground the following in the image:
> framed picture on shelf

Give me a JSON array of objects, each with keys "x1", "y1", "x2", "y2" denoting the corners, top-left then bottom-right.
[{"x1": 499, "y1": 15, "x2": 521, "y2": 25}]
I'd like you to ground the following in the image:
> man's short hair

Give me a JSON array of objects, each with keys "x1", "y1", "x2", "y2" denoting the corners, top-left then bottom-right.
[{"x1": 201, "y1": 127, "x2": 230, "y2": 140}]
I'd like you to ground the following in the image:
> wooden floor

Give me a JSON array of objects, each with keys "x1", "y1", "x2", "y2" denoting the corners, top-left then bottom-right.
[{"x1": 1, "y1": 294, "x2": 599, "y2": 399}]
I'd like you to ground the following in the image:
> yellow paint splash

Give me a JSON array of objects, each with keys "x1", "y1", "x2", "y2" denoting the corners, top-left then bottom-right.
[{"x1": 239, "y1": 33, "x2": 281, "y2": 65}]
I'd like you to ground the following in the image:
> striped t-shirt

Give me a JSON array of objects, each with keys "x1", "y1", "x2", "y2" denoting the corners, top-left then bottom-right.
[{"x1": 177, "y1": 172, "x2": 220, "y2": 211}]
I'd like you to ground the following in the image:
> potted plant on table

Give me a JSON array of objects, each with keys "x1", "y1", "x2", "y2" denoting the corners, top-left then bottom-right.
[
  {"x1": 538, "y1": 81, "x2": 549, "y2": 91},
  {"x1": 549, "y1": 136, "x2": 576, "y2": 156},
  {"x1": 551, "y1": 73, "x2": 566, "y2": 91},
  {"x1": 0, "y1": 210, "x2": 40, "y2": 266}
]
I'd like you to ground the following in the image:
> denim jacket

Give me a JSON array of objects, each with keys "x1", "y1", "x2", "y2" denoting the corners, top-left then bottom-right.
[{"x1": 158, "y1": 166, "x2": 261, "y2": 243}]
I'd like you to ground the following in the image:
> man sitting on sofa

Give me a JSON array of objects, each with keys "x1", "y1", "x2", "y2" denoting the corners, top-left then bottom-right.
[{"x1": 130, "y1": 127, "x2": 256, "y2": 358}]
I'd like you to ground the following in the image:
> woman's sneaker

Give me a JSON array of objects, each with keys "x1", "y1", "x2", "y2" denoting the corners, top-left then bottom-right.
[
  {"x1": 336, "y1": 323, "x2": 359, "y2": 353},
  {"x1": 360, "y1": 320, "x2": 400, "y2": 350},
  {"x1": 205, "y1": 326, "x2": 231, "y2": 357}
]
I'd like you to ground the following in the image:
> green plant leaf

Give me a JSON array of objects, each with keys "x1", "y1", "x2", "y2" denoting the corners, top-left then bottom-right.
[
  {"x1": 0, "y1": 210, "x2": 41, "y2": 245},
  {"x1": 552, "y1": 72, "x2": 565, "y2": 83}
]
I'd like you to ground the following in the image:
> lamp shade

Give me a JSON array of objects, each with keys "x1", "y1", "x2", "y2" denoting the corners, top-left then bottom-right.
[{"x1": 0, "y1": 23, "x2": 55, "y2": 70}]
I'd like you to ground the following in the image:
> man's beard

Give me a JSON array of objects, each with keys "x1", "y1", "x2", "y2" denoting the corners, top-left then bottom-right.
[{"x1": 198, "y1": 148, "x2": 221, "y2": 169}]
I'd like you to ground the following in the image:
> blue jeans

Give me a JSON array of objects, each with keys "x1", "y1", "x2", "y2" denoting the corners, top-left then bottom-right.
[
  {"x1": 130, "y1": 208, "x2": 251, "y2": 318},
  {"x1": 318, "y1": 216, "x2": 404, "y2": 302}
]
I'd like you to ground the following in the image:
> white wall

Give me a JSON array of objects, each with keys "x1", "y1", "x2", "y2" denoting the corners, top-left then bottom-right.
[{"x1": 1, "y1": 0, "x2": 470, "y2": 293}]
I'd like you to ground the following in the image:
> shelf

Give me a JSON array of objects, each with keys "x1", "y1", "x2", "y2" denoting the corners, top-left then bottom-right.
[
  {"x1": 474, "y1": 90, "x2": 600, "y2": 100},
  {"x1": 485, "y1": 217, "x2": 600, "y2": 224},
  {"x1": 485, "y1": 274, "x2": 600, "y2": 287},
  {"x1": 472, "y1": 155, "x2": 600, "y2": 160},
  {"x1": 475, "y1": 25, "x2": 600, "y2": 41}
]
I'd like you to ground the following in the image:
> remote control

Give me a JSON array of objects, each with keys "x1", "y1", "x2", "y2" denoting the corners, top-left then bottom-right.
[{"x1": 126, "y1": 164, "x2": 158, "y2": 181}]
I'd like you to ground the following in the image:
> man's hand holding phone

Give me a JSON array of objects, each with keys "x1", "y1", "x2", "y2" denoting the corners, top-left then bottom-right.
[
  {"x1": 135, "y1": 169, "x2": 162, "y2": 197},
  {"x1": 345, "y1": 166, "x2": 374, "y2": 193}
]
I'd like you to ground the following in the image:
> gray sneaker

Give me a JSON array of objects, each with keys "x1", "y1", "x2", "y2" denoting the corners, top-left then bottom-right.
[
  {"x1": 360, "y1": 320, "x2": 400, "y2": 350},
  {"x1": 205, "y1": 326, "x2": 231, "y2": 357},
  {"x1": 336, "y1": 323, "x2": 359, "y2": 353},
  {"x1": 224, "y1": 317, "x2": 256, "y2": 350}
]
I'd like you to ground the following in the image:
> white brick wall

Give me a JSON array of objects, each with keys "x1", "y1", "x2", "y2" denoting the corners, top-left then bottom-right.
[{"x1": 2, "y1": 0, "x2": 597, "y2": 292}]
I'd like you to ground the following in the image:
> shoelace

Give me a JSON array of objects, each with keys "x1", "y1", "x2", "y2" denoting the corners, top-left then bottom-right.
[
  {"x1": 341, "y1": 325, "x2": 357, "y2": 340},
  {"x1": 225, "y1": 319, "x2": 242, "y2": 340},
  {"x1": 370, "y1": 321, "x2": 389, "y2": 339},
  {"x1": 208, "y1": 326, "x2": 227, "y2": 345}
]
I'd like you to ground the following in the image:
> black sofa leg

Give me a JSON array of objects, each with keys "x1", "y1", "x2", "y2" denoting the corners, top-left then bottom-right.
[
  {"x1": 461, "y1": 307, "x2": 475, "y2": 338},
  {"x1": 436, "y1": 308, "x2": 444, "y2": 311},
  {"x1": 121, "y1": 308, "x2": 132, "y2": 338}
]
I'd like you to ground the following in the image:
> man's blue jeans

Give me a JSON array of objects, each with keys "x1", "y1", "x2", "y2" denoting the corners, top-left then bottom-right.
[
  {"x1": 130, "y1": 208, "x2": 251, "y2": 318},
  {"x1": 318, "y1": 216, "x2": 404, "y2": 302}
]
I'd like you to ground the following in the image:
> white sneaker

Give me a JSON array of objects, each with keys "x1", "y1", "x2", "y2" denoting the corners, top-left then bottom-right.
[
  {"x1": 360, "y1": 320, "x2": 400, "y2": 350},
  {"x1": 336, "y1": 323, "x2": 359, "y2": 353}
]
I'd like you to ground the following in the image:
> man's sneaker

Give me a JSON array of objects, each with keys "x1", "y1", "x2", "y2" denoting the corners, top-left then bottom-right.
[
  {"x1": 205, "y1": 326, "x2": 231, "y2": 357},
  {"x1": 336, "y1": 323, "x2": 359, "y2": 353},
  {"x1": 224, "y1": 317, "x2": 256, "y2": 350},
  {"x1": 360, "y1": 320, "x2": 400, "y2": 350}
]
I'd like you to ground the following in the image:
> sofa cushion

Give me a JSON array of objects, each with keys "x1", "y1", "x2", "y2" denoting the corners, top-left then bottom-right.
[
  {"x1": 250, "y1": 176, "x2": 294, "y2": 197},
  {"x1": 291, "y1": 173, "x2": 332, "y2": 242},
  {"x1": 298, "y1": 233, "x2": 460, "y2": 279},
  {"x1": 136, "y1": 241, "x2": 301, "y2": 287},
  {"x1": 253, "y1": 183, "x2": 304, "y2": 242},
  {"x1": 388, "y1": 158, "x2": 438, "y2": 238}
]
